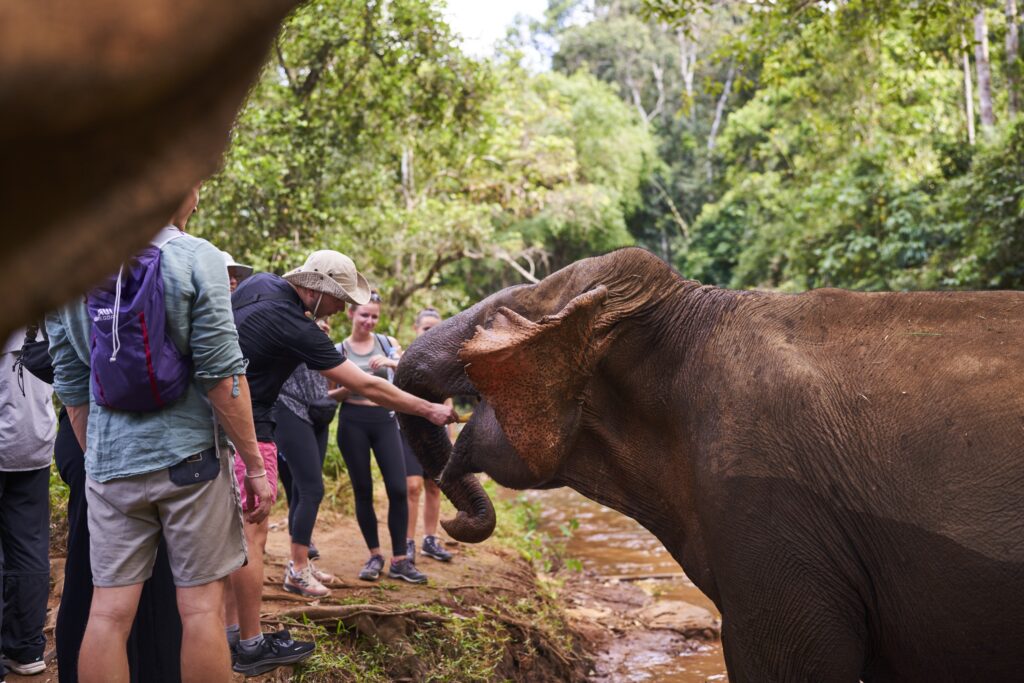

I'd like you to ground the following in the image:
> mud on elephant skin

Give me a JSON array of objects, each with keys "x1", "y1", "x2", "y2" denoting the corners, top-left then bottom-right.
[{"x1": 396, "y1": 246, "x2": 1024, "y2": 682}]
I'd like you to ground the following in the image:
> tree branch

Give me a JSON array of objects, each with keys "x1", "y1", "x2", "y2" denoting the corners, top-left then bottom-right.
[
  {"x1": 275, "y1": 39, "x2": 299, "y2": 95},
  {"x1": 651, "y1": 177, "x2": 689, "y2": 240},
  {"x1": 390, "y1": 250, "x2": 464, "y2": 309},
  {"x1": 649, "y1": 62, "x2": 666, "y2": 122},
  {"x1": 495, "y1": 249, "x2": 541, "y2": 283},
  {"x1": 706, "y1": 61, "x2": 737, "y2": 182}
]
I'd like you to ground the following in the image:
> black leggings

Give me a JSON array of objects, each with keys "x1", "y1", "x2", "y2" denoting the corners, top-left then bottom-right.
[
  {"x1": 53, "y1": 409, "x2": 181, "y2": 683},
  {"x1": 273, "y1": 403, "x2": 329, "y2": 547},
  {"x1": 337, "y1": 404, "x2": 408, "y2": 557}
]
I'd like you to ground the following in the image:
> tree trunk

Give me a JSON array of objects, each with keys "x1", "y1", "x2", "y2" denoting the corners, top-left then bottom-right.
[
  {"x1": 974, "y1": 9, "x2": 997, "y2": 128},
  {"x1": 963, "y1": 31, "x2": 977, "y2": 144},
  {"x1": 1008, "y1": 0, "x2": 1021, "y2": 115},
  {"x1": 676, "y1": 24, "x2": 697, "y2": 123},
  {"x1": 401, "y1": 145, "x2": 415, "y2": 210},
  {"x1": 706, "y1": 62, "x2": 737, "y2": 183}
]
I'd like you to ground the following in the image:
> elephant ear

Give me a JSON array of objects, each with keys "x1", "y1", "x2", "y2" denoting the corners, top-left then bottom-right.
[{"x1": 459, "y1": 286, "x2": 615, "y2": 480}]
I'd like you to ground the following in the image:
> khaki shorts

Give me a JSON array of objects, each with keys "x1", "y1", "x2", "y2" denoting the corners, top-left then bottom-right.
[{"x1": 85, "y1": 449, "x2": 247, "y2": 588}]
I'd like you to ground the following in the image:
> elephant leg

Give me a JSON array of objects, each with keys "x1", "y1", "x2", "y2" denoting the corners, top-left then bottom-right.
[{"x1": 720, "y1": 595, "x2": 866, "y2": 682}]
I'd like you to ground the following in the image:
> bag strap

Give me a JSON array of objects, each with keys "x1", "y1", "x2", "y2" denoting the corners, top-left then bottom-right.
[
  {"x1": 375, "y1": 333, "x2": 398, "y2": 383},
  {"x1": 375, "y1": 333, "x2": 395, "y2": 359}
]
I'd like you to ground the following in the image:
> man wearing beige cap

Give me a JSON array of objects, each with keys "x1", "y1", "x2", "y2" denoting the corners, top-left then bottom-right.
[{"x1": 224, "y1": 250, "x2": 457, "y2": 677}]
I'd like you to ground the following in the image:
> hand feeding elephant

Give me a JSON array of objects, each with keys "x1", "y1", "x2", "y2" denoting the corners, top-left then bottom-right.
[{"x1": 395, "y1": 247, "x2": 1024, "y2": 682}]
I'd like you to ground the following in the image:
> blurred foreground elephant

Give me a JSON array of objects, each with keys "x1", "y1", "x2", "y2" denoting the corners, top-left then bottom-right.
[
  {"x1": 396, "y1": 247, "x2": 1024, "y2": 682},
  {"x1": 0, "y1": 0, "x2": 300, "y2": 340}
]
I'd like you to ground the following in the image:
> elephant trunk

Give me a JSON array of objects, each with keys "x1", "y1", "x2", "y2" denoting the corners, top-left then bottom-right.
[{"x1": 395, "y1": 325, "x2": 496, "y2": 543}]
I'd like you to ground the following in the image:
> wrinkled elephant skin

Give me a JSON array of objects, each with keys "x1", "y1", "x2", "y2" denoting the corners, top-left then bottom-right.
[
  {"x1": 0, "y1": 0, "x2": 301, "y2": 341},
  {"x1": 396, "y1": 247, "x2": 1024, "y2": 682}
]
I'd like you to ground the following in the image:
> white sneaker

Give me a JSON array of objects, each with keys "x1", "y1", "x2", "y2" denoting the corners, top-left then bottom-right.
[
  {"x1": 1, "y1": 654, "x2": 45, "y2": 675},
  {"x1": 308, "y1": 561, "x2": 336, "y2": 585},
  {"x1": 283, "y1": 561, "x2": 331, "y2": 598}
]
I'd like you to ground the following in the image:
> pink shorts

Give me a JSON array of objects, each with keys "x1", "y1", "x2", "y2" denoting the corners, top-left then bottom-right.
[{"x1": 234, "y1": 441, "x2": 279, "y2": 511}]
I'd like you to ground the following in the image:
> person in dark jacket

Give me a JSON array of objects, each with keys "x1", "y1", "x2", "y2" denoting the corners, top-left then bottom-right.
[
  {"x1": 17, "y1": 323, "x2": 184, "y2": 683},
  {"x1": 274, "y1": 318, "x2": 338, "y2": 598}
]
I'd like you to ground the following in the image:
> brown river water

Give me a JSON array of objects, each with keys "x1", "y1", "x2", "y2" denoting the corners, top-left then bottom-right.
[{"x1": 530, "y1": 488, "x2": 728, "y2": 682}]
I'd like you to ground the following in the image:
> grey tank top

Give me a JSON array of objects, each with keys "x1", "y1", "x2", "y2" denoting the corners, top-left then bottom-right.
[{"x1": 339, "y1": 336, "x2": 392, "y2": 402}]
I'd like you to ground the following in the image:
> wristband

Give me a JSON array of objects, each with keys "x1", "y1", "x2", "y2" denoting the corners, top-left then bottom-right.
[{"x1": 245, "y1": 470, "x2": 267, "y2": 480}]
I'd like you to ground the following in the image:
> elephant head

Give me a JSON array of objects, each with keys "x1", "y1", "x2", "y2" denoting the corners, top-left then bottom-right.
[{"x1": 395, "y1": 247, "x2": 710, "y2": 544}]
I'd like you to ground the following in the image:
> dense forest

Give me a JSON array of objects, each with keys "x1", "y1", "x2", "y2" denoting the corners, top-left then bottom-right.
[{"x1": 192, "y1": 0, "x2": 1024, "y2": 335}]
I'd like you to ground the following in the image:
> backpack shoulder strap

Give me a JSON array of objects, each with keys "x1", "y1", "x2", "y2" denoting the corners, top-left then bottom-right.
[
  {"x1": 375, "y1": 333, "x2": 396, "y2": 359},
  {"x1": 374, "y1": 333, "x2": 397, "y2": 383}
]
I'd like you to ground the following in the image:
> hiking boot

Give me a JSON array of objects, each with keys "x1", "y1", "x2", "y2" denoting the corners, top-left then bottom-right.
[
  {"x1": 307, "y1": 541, "x2": 320, "y2": 561},
  {"x1": 1, "y1": 654, "x2": 45, "y2": 676},
  {"x1": 388, "y1": 558, "x2": 428, "y2": 584},
  {"x1": 358, "y1": 554, "x2": 386, "y2": 581},
  {"x1": 406, "y1": 538, "x2": 416, "y2": 564},
  {"x1": 422, "y1": 535, "x2": 453, "y2": 562},
  {"x1": 283, "y1": 561, "x2": 331, "y2": 598},
  {"x1": 232, "y1": 631, "x2": 314, "y2": 677}
]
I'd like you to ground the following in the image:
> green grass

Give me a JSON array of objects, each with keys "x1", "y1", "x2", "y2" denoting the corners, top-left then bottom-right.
[
  {"x1": 287, "y1": 605, "x2": 511, "y2": 682},
  {"x1": 49, "y1": 463, "x2": 70, "y2": 555},
  {"x1": 489, "y1": 480, "x2": 582, "y2": 574}
]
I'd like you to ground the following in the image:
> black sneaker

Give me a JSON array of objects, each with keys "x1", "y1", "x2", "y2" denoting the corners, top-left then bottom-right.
[
  {"x1": 422, "y1": 535, "x2": 453, "y2": 562},
  {"x1": 308, "y1": 541, "x2": 320, "y2": 561},
  {"x1": 388, "y1": 558, "x2": 428, "y2": 584},
  {"x1": 406, "y1": 538, "x2": 416, "y2": 564},
  {"x1": 0, "y1": 654, "x2": 45, "y2": 676},
  {"x1": 229, "y1": 641, "x2": 239, "y2": 667},
  {"x1": 232, "y1": 631, "x2": 314, "y2": 677},
  {"x1": 358, "y1": 554, "x2": 386, "y2": 581}
]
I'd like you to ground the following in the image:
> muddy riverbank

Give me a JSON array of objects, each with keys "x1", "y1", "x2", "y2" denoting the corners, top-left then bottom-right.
[{"x1": 531, "y1": 488, "x2": 728, "y2": 682}]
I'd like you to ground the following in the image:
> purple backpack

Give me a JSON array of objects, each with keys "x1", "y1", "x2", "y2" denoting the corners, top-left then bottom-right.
[{"x1": 87, "y1": 228, "x2": 192, "y2": 411}]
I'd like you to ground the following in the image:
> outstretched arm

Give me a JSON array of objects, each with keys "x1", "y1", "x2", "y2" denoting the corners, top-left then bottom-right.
[{"x1": 321, "y1": 359, "x2": 456, "y2": 426}]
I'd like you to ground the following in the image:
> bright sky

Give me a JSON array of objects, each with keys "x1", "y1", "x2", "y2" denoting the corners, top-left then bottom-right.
[{"x1": 442, "y1": 0, "x2": 549, "y2": 58}]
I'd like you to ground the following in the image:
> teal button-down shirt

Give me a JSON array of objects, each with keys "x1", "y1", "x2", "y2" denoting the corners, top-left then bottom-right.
[{"x1": 46, "y1": 229, "x2": 246, "y2": 482}]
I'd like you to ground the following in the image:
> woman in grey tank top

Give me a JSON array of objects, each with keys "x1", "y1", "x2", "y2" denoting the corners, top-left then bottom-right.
[{"x1": 329, "y1": 293, "x2": 428, "y2": 584}]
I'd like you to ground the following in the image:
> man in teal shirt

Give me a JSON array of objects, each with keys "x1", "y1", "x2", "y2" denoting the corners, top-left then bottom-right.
[{"x1": 47, "y1": 185, "x2": 276, "y2": 683}]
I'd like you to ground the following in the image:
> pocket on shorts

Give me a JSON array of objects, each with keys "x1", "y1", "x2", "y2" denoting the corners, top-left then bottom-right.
[{"x1": 168, "y1": 449, "x2": 220, "y2": 487}]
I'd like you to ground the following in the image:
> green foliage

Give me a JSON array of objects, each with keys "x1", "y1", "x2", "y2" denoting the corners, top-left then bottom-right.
[
  {"x1": 937, "y1": 118, "x2": 1024, "y2": 288},
  {"x1": 545, "y1": 0, "x2": 747, "y2": 264},
  {"x1": 190, "y1": 0, "x2": 1021, "y2": 340},
  {"x1": 645, "y1": 0, "x2": 1024, "y2": 292},
  {"x1": 192, "y1": 0, "x2": 655, "y2": 335}
]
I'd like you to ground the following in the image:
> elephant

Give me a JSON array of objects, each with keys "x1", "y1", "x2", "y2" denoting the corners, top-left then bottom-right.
[{"x1": 395, "y1": 247, "x2": 1024, "y2": 682}]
